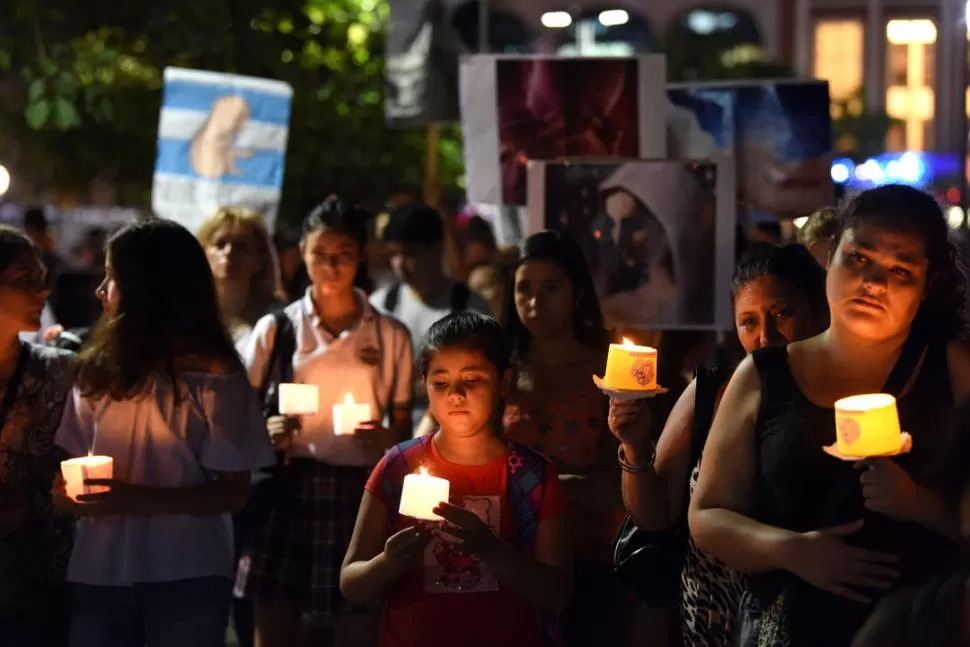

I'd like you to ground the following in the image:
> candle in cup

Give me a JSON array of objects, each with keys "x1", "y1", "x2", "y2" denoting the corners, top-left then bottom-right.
[
  {"x1": 60, "y1": 455, "x2": 114, "y2": 501},
  {"x1": 279, "y1": 383, "x2": 319, "y2": 416},
  {"x1": 834, "y1": 393, "x2": 904, "y2": 457},
  {"x1": 603, "y1": 338, "x2": 658, "y2": 390},
  {"x1": 399, "y1": 467, "x2": 451, "y2": 521},
  {"x1": 332, "y1": 393, "x2": 373, "y2": 436}
]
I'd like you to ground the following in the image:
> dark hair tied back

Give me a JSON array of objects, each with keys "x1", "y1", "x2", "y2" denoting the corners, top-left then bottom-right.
[
  {"x1": 417, "y1": 311, "x2": 510, "y2": 378},
  {"x1": 731, "y1": 242, "x2": 828, "y2": 315},
  {"x1": 302, "y1": 194, "x2": 370, "y2": 248}
]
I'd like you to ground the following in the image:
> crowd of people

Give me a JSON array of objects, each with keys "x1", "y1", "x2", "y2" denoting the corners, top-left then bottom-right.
[{"x1": 1, "y1": 184, "x2": 970, "y2": 647}]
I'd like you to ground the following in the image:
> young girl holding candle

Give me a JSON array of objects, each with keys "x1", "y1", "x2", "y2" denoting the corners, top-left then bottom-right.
[
  {"x1": 611, "y1": 243, "x2": 829, "y2": 646},
  {"x1": 340, "y1": 311, "x2": 572, "y2": 647},
  {"x1": 690, "y1": 185, "x2": 970, "y2": 647},
  {"x1": 51, "y1": 219, "x2": 275, "y2": 647},
  {"x1": 0, "y1": 226, "x2": 75, "y2": 647},
  {"x1": 235, "y1": 196, "x2": 414, "y2": 647}
]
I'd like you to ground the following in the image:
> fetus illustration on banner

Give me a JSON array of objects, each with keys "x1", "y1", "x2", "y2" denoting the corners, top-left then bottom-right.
[
  {"x1": 424, "y1": 496, "x2": 499, "y2": 593},
  {"x1": 189, "y1": 95, "x2": 254, "y2": 177}
]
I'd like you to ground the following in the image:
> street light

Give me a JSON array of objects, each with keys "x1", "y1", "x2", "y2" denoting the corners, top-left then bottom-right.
[
  {"x1": 599, "y1": 9, "x2": 629, "y2": 27},
  {"x1": 541, "y1": 11, "x2": 572, "y2": 28}
]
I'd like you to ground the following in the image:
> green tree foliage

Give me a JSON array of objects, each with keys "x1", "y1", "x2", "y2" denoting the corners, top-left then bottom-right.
[{"x1": 0, "y1": 0, "x2": 464, "y2": 223}]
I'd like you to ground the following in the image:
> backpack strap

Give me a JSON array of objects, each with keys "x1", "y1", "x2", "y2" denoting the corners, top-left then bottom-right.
[
  {"x1": 505, "y1": 441, "x2": 547, "y2": 551},
  {"x1": 258, "y1": 311, "x2": 296, "y2": 419},
  {"x1": 505, "y1": 441, "x2": 563, "y2": 647},
  {"x1": 449, "y1": 282, "x2": 471, "y2": 312},
  {"x1": 383, "y1": 283, "x2": 402, "y2": 313},
  {"x1": 382, "y1": 435, "x2": 434, "y2": 526}
]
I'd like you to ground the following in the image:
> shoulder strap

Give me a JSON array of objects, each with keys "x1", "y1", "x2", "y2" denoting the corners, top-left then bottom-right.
[
  {"x1": 449, "y1": 282, "x2": 471, "y2": 312},
  {"x1": 382, "y1": 435, "x2": 434, "y2": 526},
  {"x1": 882, "y1": 324, "x2": 928, "y2": 397},
  {"x1": 505, "y1": 441, "x2": 546, "y2": 550},
  {"x1": 258, "y1": 311, "x2": 296, "y2": 417},
  {"x1": 384, "y1": 283, "x2": 402, "y2": 313},
  {"x1": 689, "y1": 366, "x2": 729, "y2": 470}
]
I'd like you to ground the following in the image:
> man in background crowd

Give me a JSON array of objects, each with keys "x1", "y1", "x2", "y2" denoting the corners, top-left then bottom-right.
[{"x1": 370, "y1": 203, "x2": 489, "y2": 428}]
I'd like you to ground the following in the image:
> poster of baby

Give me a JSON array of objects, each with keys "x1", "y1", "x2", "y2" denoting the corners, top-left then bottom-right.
[{"x1": 151, "y1": 68, "x2": 293, "y2": 233}]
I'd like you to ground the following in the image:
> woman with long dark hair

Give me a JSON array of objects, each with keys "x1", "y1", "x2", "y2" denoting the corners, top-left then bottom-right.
[
  {"x1": 52, "y1": 219, "x2": 274, "y2": 647},
  {"x1": 690, "y1": 185, "x2": 970, "y2": 646},
  {"x1": 500, "y1": 230, "x2": 622, "y2": 647}
]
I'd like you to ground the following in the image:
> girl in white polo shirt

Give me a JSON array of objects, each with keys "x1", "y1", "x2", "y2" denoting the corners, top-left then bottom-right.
[{"x1": 235, "y1": 196, "x2": 414, "y2": 646}]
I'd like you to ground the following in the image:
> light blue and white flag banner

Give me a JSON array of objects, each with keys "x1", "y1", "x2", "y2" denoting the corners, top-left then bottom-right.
[{"x1": 152, "y1": 67, "x2": 293, "y2": 233}]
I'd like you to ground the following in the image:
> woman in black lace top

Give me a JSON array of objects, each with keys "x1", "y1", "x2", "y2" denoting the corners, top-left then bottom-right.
[{"x1": 690, "y1": 185, "x2": 970, "y2": 647}]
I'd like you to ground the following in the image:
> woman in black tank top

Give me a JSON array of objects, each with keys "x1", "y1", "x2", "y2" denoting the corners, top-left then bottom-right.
[{"x1": 690, "y1": 185, "x2": 970, "y2": 647}]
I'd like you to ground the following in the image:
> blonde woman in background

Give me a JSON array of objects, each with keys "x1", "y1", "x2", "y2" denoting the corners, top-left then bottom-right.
[
  {"x1": 197, "y1": 207, "x2": 285, "y2": 355},
  {"x1": 798, "y1": 207, "x2": 840, "y2": 268},
  {"x1": 197, "y1": 207, "x2": 284, "y2": 647}
]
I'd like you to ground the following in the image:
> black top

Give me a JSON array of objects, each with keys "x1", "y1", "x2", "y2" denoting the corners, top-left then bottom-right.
[{"x1": 748, "y1": 342, "x2": 961, "y2": 646}]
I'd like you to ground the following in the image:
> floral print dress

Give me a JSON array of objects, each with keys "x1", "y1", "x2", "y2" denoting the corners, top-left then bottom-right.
[{"x1": 0, "y1": 343, "x2": 74, "y2": 619}]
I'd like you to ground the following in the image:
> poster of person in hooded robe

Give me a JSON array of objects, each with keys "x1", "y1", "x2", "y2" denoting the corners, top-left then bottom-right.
[{"x1": 527, "y1": 159, "x2": 735, "y2": 329}]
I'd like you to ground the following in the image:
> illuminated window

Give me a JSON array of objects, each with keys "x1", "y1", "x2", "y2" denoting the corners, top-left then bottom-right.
[
  {"x1": 813, "y1": 20, "x2": 863, "y2": 102},
  {"x1": 884, "y1": 18, "x2": 936, "y2": 151}
]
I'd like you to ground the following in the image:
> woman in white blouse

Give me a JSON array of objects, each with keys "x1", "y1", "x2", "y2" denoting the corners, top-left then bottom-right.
[{"x1": 52, "y1": 219, "x2": 274, "y2": 647}]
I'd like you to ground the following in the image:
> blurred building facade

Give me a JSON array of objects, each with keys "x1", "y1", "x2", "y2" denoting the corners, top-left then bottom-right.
[{"x1": 450, "y1": 0, "x2": 966, "y2": 155}]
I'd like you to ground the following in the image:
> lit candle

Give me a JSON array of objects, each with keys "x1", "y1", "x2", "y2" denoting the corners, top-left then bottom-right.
[
  {"x1": 279, "y1": 383, "x2": 319, "y2": 416},
  {"x1": 60, "y1": 454, "x2": 114, "y2": 501},
  {"x1": 331, "y1": 393, "x2": 373, "y2": 436},
  {"x1": 603, "y1": 337, "x2": 658, "y2": 390},
  {"x1": 399, "y1": 467, "x2": 451, "y2": 521},
  {"x1": 834, "y1": 393, "x2": 905, "y2": 457}
]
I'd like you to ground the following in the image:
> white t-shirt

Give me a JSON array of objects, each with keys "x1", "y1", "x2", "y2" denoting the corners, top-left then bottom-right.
[{"x1": 369, "y1": 281, "x2": 491, "y2": 357}]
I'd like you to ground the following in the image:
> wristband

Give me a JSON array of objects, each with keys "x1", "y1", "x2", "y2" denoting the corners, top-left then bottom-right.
[{"x1": 617, "y1": 444, "x2": 653, "y2": 474}]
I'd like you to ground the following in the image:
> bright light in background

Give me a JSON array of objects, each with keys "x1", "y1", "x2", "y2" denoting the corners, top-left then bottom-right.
[
  {"x1": 0, "y1": 165, "x2": 9, "y2": 197},
  {"x1": 793, "y1": 216, "x2": 809, "y2": 229},
  {"x1": 831, "y1": 161, "x2": 851, "y2": 183},
  {"x1": 946, "y1": 206, "x2": 966, "y2": 230},
  {"x1": 598, "y1": 9, "x2": 629, "y2": 27},
  {"x1": 686, "y1": 10, "x2": 737, "y2": 35},
  {"x1": 886, "y1": 19, "x2": 937, "y2": 44},
  {"x1": 541, "y1": 11, "x2": 572, "y2": 28}
]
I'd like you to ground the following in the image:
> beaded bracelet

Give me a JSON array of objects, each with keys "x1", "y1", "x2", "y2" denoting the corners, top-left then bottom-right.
[{"x1": 617, "y1": 444, "x2": 653, "y2": 474}]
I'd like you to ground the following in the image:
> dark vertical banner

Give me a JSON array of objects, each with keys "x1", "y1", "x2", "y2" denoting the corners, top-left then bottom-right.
[{"x1": 385, "y1": 0, "x2": 467, "y2": 127}]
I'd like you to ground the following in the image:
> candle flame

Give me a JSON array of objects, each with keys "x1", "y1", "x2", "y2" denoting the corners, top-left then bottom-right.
[
  {"x1": 418, "y1": 466, "x2": 429, "y2": 476},
  {"x1": 343, "y1": 393, "x2": 355, "y2": 406},
  {"x1": 621, "y1": 337, "x2": 635, "y2": 348}
]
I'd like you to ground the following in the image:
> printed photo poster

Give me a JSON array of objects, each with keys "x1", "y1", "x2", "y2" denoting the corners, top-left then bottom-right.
[
  {"x1": 385, "y1": 0, "x2": 466, "y2": 127},
  {"x1": 152, "y1": 68, "x2": 293, "y2": 234},
  {"x1": 667, "y1": 80, "x2": 834, "y2": 223},
  {"x1": 461, "y1": 54, "x2": 667, "y2": 206},
  {"x1": 527, "y1": 158, "x2": 736, "y2": 330}
]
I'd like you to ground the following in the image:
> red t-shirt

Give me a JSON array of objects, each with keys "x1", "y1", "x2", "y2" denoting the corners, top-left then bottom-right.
[{"x1": 364, "y1": 437, "x2": 569, "y2": 647}]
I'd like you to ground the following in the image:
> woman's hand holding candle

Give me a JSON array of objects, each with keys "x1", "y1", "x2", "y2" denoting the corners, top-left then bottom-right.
[
  {"x1": 267, "y1": 415, "x2": 300, "y2": 463},
  {"x1": 607, "y1": 397, "x2": 653, "y2": 458},
  {"x1": 857, "y1": 458, "x2": 924, "y2": 522},
  {"x1": 432, "y1": 502, "x2": 500, "y2": 558}
]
